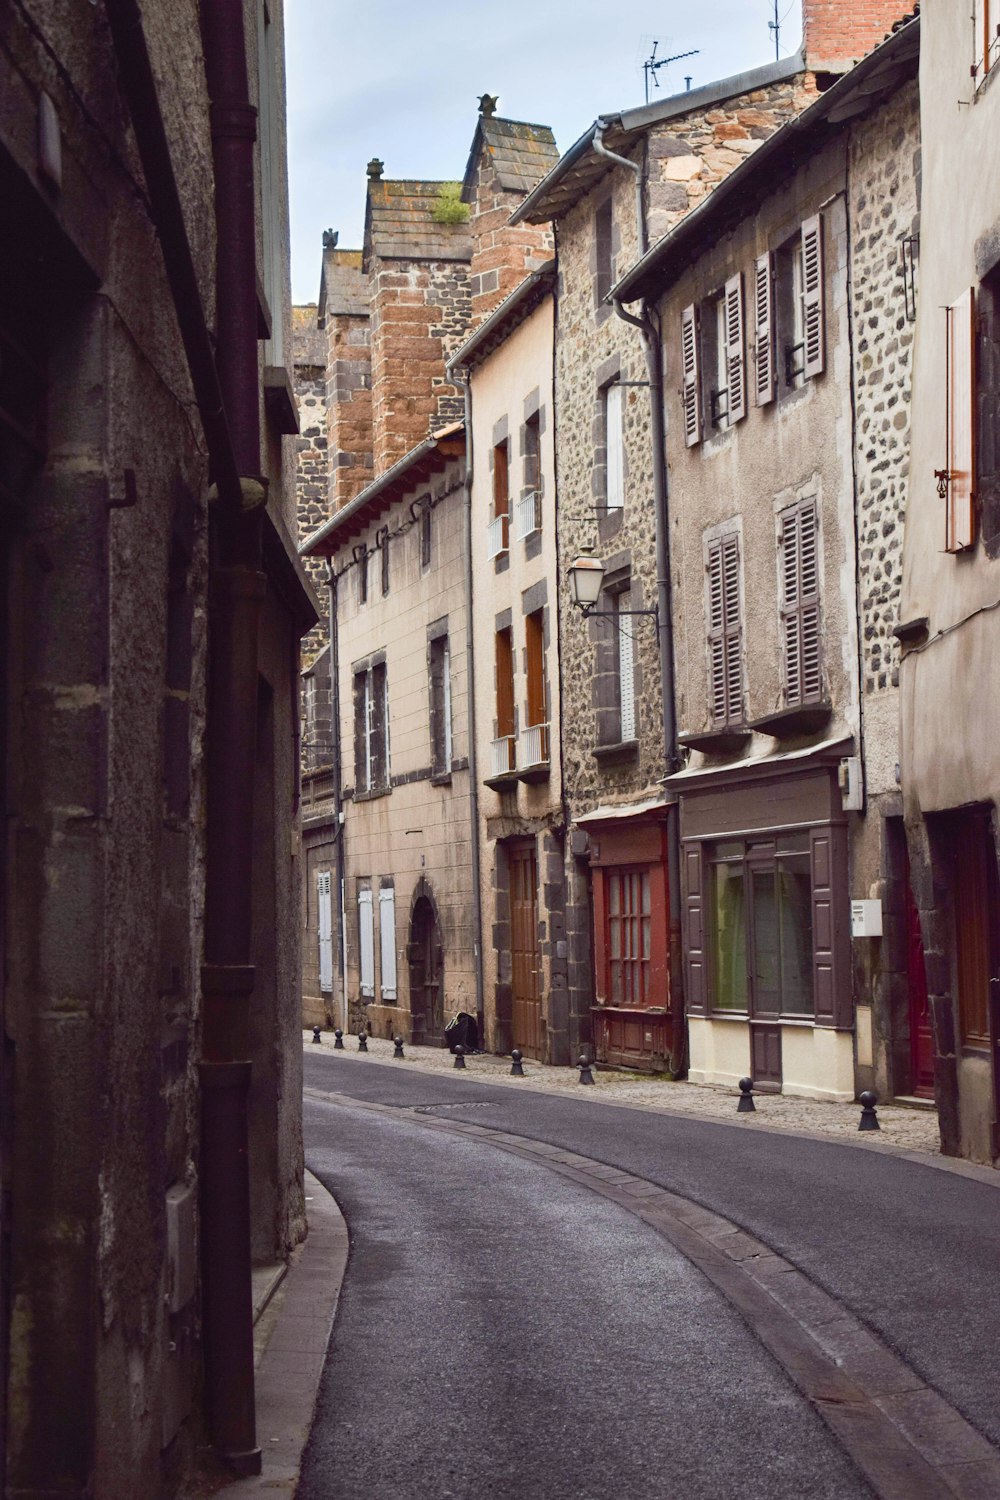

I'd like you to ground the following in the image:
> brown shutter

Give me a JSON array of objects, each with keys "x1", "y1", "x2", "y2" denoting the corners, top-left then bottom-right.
[
  {"x1": 493, "y1": 442, "x2": 509, "y2": 520},
  {"x1": 525, "y1": 611, "x2": 545, "y2": 727},
  {"x1": 724, "y1": 273, "x2": 746, "y2": 424},
  {"x1": 945, "y1": 288, "x2": 976, "y2": 553},
  {"x1": 811, "y1": 824, "x2": 848, "y2": 1028},
  {"x1": 780, "y1": 501, "x2": 821, "y2": 705},
  {"x1": 495, "y1": 628, "x2": 515, "y2": 739},
  {"x1": 707, "y1": 533, "x2": 743, "y2": 725},
  {"x1": 681, "y1": 303, "x2": 702, "y2": 447},
  {"x1": 684, "y1": 845, "x2": 706, "y2": 1016},
  {"x1": 754, "y1": 252, "x2": 776, "y2": 406},
  {"x1": 707, "y1": 540, "x2": 726, "y2": 724},
  {"x1": 801, "y1": 215, "x2": 825, "y2": 379}
]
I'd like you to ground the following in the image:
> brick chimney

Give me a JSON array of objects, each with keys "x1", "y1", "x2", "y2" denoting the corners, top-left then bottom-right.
[{"x1": 801, "y1": 0, "x2": 915, "y2": 74}]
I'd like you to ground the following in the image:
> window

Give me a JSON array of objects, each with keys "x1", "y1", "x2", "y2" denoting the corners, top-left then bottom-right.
[
  {"x1": 603, "y1": 382, "x2": 624, "y2": 510},
  {"x1": 779, "y1": 500, "x2": 821, "y2": 705},
  {"x1": 595, "y1": 197, "x2": 613, "y2": 308},
  {"x1": 379, "y1": 885, "x2": 397, "y2": 1001},
  {"x1": 491, "y1": 626, "x2": 516, "y2": 775},
  {"x1": 429, "y1": 633, "x2": 452, "y2": 776},
  {"x1": 353, "y1": 659, "x2": 389, "y2": 793},
  {"x1": 488, "y1": 441, "x2": 509, "y2": 558},
  {"x1": 358, "y1": 886, "x2": 375, "y2": 997},
  {"x1": 302, "y1": 672, "x2": 317, "y2": 772},
  {"x1": 317, "y1": 870, "x2": 333, "y2": 993},
  {"x1": 777, "y1": 217, "x2": 824, "y2": 390},
  {"x1": 709, "y1": 836, "x2": 813, "y2": 1017},
  {"x1": 517, "y1": 412, "x2": 542, "y2": 539},
  {"x1": 357, "y1": 548, "x2": 368, "y2": 605},
  {"x1": 754, "y1": 252, "x2": 776, "y2": 406},
  {"x1": 705, "y1": 276, "x2": 746, "y2": 432},
  {"x1": 943, "y1": 289, "x2": 977, "y2": 553},
  {"x1": 950, "y1": 810, "x2": 1000, "y2": 1048},
  {"x1": 979, "y1": 0, "x2": 1000, "y2": 81},
  {"x1": 607, "y1": 868, "x2": 651, "y2": 1006},
  {"x1": 681, "y1": 303, "x2": 702, "y2": 447},
  {"x1": 706, "y1": 531, "x2": 743, "y2": 725},
  {"x1": 381, "y1": 532, "x2": 390, "y2": 595},
  {"x1": 420, "y1": 501, "x2": 432, "y2": 568},
  {"x1": 615, "y1": 589, "x2": 636, "y2": 742}
]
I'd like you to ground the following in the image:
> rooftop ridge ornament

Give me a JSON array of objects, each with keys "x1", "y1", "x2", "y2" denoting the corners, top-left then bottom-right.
[
  {"x1": 478, "y1": 93, "x2": 499, "y2": 117},
  {"x1": 366, "y1": 157, "x2": 384, "y2": 180}
]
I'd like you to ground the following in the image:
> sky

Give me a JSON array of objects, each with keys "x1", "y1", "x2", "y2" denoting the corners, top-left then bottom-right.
[{"x1": 285, "y1": 1, "x2": 805, "y2": 304}]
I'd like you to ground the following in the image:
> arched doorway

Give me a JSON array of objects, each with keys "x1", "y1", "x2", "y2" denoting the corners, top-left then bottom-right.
[{"x1": 409, "y1": 894, "x2": 444, "y2": 1045}]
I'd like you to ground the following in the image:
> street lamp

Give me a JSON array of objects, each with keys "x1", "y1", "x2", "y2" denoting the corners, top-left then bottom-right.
[{"x1": 566, "y1": 547, "x2": 660, "y2": 639}]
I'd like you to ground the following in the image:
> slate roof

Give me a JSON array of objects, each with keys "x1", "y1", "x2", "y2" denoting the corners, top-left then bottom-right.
[
  {"x1": 363, "y1": 179, "x2": 473, "y2": 266},
  {"x1": 460, "y1": 115, "x2": 560, "y2": 203}
]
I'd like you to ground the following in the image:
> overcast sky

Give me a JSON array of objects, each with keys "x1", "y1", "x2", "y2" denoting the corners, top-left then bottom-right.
[{"x1": 285, "y1": 1, "x2": 804, "y2": 304}]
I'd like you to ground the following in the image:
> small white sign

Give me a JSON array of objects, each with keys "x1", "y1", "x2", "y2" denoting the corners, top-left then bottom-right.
[{"x1": 851, "y1": 899, "x2": 883, "y2": 938}]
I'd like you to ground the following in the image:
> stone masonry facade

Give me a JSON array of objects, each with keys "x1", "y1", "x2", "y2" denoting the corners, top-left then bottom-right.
[
  {"x1": 466, "y1": 145, "x2": 555, "y2": 327},
  {"x1": 294, "y1": 305, "x2": 330, "y2": 664}
]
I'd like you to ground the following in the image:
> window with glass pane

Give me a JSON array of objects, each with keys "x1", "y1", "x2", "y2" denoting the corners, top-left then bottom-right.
[
  {"x1": 711, "y1": 856, "x2": 747, "y2": 1010},
  {"x1": 607, "y1": 868, "x2": 651, "y2": 1007},
  {"x1": 710, "y1": 837, "x2": 813, "y2": 1017}
]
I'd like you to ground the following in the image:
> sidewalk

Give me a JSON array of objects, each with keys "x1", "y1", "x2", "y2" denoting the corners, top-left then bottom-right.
[{"x1": 303, "y1": 1028, "x2": 944, "y2": 1158}]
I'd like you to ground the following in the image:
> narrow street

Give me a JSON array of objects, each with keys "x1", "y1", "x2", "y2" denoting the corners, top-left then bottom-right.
[{"x1": 299, "y1": 1051, "x2": 1000, "y2": 1498}]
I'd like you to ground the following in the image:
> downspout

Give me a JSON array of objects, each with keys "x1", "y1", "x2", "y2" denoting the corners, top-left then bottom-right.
[
  {"x1": 327, "y1": 566, "x2": 348, "y2": 1031},
  {"x1": 594, "y1": 121, "x2": 647, "y2": 259},
  {"x1": 453, "y1": 368, "x2": 486, "y2": 1048},
  {"x1": 101, "y1": 0, "x2": 264, "y2": 1474}
]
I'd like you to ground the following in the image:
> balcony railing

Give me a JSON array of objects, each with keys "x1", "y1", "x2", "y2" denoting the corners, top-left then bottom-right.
[
  {"x1": 519, "y1": 721, "x2": 550, "y2": 769},
  {"x1": 515, "y1": 490, "x2": 541, "y2": 542},
  {"x1": 489, "y1": 735, "x2": 516, "y2": 777},
  {"x1": 486, "y1": 513, "x2": 509, "y2": 560}
]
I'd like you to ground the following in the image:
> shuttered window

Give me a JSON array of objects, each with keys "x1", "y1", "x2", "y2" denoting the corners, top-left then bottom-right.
[
  {"x1": 944, "y1": 289, "x2": 976, "y2": 553},
  {"x1": 605, "y1": 382, "x2": 624, "y2": 508},
  {"x1": 353, "y1": 660, "x2": 390, "y2": 792},
  {"x1": 754, "y1": 252, "x2": 776, "y2": 406},
  {"x1": 779, "y1": 500, "x2": 822, "y2": 705},
  {"x1": 681, "y1": 303, "x2": 702, "y2": 447},
  {"x1": 525, "y1": 610, "x2": 546, "y2": 728},
  {"x1": 801, "y1": 215, "x2": 825, "y2": 380},
  {"x1": 707, "y1": 532, "x2": 743, "y2": 726},
  {"x1": 616, "y1": 590, "x2": 636, "y2": 742},
  {"x1": 317, "y1": 870, "x2": 333, "y2": 992},
  {"x1": 379, "y1": 885, "x2": 397, "y2": 1000},
  {"x1": 982, "y1": 0, "x2": 1000, "y2": 78},
  {"x1": 495, "y1": 627, "x2": 515, "y2": 739},
  {"x1": 724, "y1": 274, "x2": 747, "y2": 424},
  {"x1": 493, "y1": 441, "x2": 509, "y2": 520},
  {"x1": 429, "y1": 634, "x2": 452, "y2": 776},
  {"x1": 358, "y1": 888, "x2": 375, "y2": 997}
]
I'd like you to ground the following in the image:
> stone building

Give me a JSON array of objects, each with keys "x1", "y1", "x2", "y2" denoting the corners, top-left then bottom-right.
[
  {"x1": 449, "y1": 266, "x2": 565, "y2": 1060},
  {"x1": 899, "y1": 0, "x2": 1000, "y2": 1163},
  {"x1": 615, "y1": 17, "x2": 920, "y2": 1102},
  {"x1": 0, "y1": 0, "x2": 316, "y2": 1495}
]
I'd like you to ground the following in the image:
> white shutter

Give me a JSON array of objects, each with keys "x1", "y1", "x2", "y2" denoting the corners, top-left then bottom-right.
[
  {"x1": 317, "y1": 871, "x2": 333, "y2": 992},
  {"x1": 618, "y1": 591, "x2": 636, "y2": 742},
  {"x1": 379, "y1": 886, "x2": 397, "y2": 1000},
  {"x1": 754, "y1": 252, "x2": 776, "y2": 406},
  {"x1": 605, "y1": 382, "x2": 624, "y2": 509},
  {"x1": 358, "y1": 888, "x2": 375, "y2": 997},
  {"x1": 801, "y1": 216, "x2": 825, "y2": 379},
  {"x1": 681, "y1": 303, "x2": 702, "y2": 447},
  {"x1": 724, "y1": 274, "x2": 746, "y2": 424},
  {"x1": 442, "y1": 639, "x2": 453, "y2": 768}
]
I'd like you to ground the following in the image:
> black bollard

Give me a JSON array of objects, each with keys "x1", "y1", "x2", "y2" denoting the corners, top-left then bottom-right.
[
  {"x1": 333, "y1": 1028, "x2": 344, "y2": 1050},
  {"x1": 453, "y1": 1043, "x2": 467, "y2": 1070},
  {"x1": 737, "y1": 1076, "x2": 756, "y2": 1113},
  {"x1": 358, "y1": 1031, "x2": 368, "y2": 1053},
  {"x1": 578, "y1": 1054, "x2": 595, "y2": 1085},
  {"x1": 312, "y1": 1025, "x2": 322, "y2": 1045},
  {"x1": 510, "y1": 1048, "x2": 525, "y2": 1077},
  {"x1": 858, "y1": 1090, "x2": 880, "y2": 1131},
  {"x1": 393, "y1": 1036, "x2": 405, "y2": 1059}
]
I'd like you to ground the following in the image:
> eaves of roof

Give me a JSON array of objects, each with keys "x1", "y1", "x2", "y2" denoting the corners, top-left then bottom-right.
[
  {"x1": 612, "y1": 15, "x2": 919, "y2": 304},
  {"x1": 447, "y1": 263, "x2": 556, "y2": 375},
  {"x1": 460, "y1": 116, "x2": 560, "y2": 204},
  {"x1": 509, "y1": 52, "x2": 805, "y2": 227},
  {"x1": 299, "y1": 423, "x2": 466, "y2": 558}
]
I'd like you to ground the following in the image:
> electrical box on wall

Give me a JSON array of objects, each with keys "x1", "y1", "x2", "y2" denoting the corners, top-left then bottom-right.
[
  {"x1": 838, "y1": 756, "x2": 864, "y2": 812},
  {"x1": 851, "y1": 899, "x2": 883, "y2": 938}
]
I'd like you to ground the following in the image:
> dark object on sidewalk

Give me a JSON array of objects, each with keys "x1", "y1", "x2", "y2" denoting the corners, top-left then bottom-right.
[
  {"x1": 453, "y1": 1044, "x2": 467, "y2": 1070},
  {"x1": 334, "y1": 1029, "x2": 344, "y2": 1050},
  {"x1": 445, "y1": 1010, "x2": 479, "y2": 1054},
  {"x1": 737, "y1": 1077, "x2": 756, "y2": 1113},
  {"x1": 393, "y1": 1036, "x2": 405, "y2": 1059},
  {"x1": 511, "y1": 1049, "x2": 525, "y2": 1077},
  {"x1": 858, "y1": 1091, "x2": 880, "y2": 1131},
  {"x1": 358, "y1": 1031, "x2": 368, "y2": 1053},
  {"x1": 312, "y1": 1026, "x2": 322, "y2": 1045},
  {"x1": 578, "y1": 1055, "x2": 595, "y2": 1085}
]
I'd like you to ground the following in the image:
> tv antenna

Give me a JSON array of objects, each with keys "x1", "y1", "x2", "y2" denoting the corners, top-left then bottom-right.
[
  {"x1": 643, "y1": 41, "x2": 699, "y2": 105},
  {"x1": 768, "y1": 0, "x2": 782, "y2": 60}
]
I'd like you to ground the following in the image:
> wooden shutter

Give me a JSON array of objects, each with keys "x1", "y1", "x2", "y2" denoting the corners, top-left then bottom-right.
[
  {"x1": 985, "y1": 0, "x2": 1000, "y2": 76},
  {"x1": 724, "y1": 274, "x2": 747, "y2": 424},
  {"x1": 618, "y1": 591, "x2": 636, "y2": 741},
  {"x1": 780, "y1": 502, "x2": 821, "y2": 705},
  {"x1": 525, "y1": 611, "x2": 545, "y2": 727},
  {"x1": 754, "y1": 252, "x2": 776, "y2": 406},
  {"x1": 495, "y1": 628, "x2": 515, "y2": 739},
  {"x1": 379, "y1": 886, "x2": 397, "y2": 1000},
  {"x1": 945, "y1": 289, "x2": 976, "y2": 553},
  {"x1": 493, "y1": 442, "x2": 509, "y2": 519},
  {"x1": 429, "y1": 637, "x2": 444, "y2": 773},
  {"x1": 811, "y1": 825, "x2": 848, "y2": 1028},
  {"x1": 681, "y1": 303, "x2": 702, "y2": 447},
  {"x1": 801, "y1": 216, "x2": 825, "y2": 379},
  {"x1": 358, "y1": 888, "x2": 375, "y2": 997},
  {"x1": 317, "y1": 871, "x2": 333, "y2": 992},
  {"x1": 707, "y1": 533, "x2": 742, "y2": 725},
  {"x1": 353, "y1": 669, "x2": 369, "y2": 791},
  {"x1": 605, "y1": 382, "x2": 624, "y2": 508},
  {"x1": 684, "y1": 846, "x2": 706, "y2": 1016}
]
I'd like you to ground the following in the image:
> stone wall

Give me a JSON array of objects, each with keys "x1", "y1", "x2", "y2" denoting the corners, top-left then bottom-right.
[
  {"x1": 294, "y1": 305, "x2": 330, "y2": 665},
  {"x1": 467, "y1": 150, "x2": 554, "y2": 326}
]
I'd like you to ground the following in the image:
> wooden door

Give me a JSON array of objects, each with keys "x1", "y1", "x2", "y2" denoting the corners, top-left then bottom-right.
[
  {"x1": 748, "y1": 856, "x2": 782, "y2": 1090},
  {"x1": 408, "y1": 897, "x2": 444, "y2": 1044},
  {"x1": 510, "y1": 843, "x2": 541, "y2": 1059},
  {"x1": 904, "y1": 872, "x2": 934, "y2": 1099}
]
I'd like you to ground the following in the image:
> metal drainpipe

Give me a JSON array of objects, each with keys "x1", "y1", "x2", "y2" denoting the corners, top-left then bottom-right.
[
  {"x1": 327, "y1": 566, "x2": 348, "y2": 1032},
  {"x1": 453, "y1": 367, "x2": 486, "y2": 1049},
  {"x1": 593, "y1": 121, "x2": 647, "y2": 259}
]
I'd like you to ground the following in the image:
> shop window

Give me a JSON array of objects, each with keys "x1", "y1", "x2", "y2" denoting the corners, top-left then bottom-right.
[
  {"x1": 779, "y1": 499, "x2": 822, "y2": 705},
  {"x1": 607, "y1": 868, "x2": 651, "y2": 1006},
  {"x1": 708, "y1": 835, "x2": 814, "y2": 1017}
]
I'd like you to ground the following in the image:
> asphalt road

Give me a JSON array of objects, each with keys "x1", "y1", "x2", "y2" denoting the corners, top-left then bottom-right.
[{"x1": 300, "y1": 1085, "x2": 871, "y2": 1500}]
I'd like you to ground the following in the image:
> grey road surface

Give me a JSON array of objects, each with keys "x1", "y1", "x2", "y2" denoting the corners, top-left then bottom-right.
[{"x1": 300, "y1": 1084, "x2": 872, "y2": 1499}]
